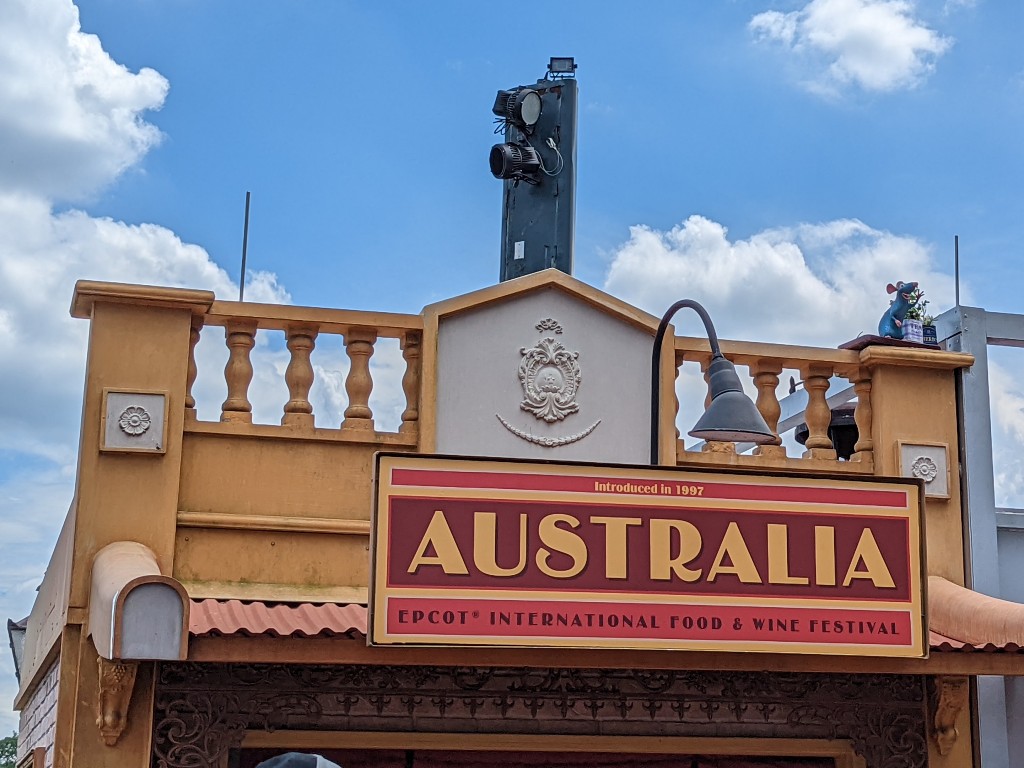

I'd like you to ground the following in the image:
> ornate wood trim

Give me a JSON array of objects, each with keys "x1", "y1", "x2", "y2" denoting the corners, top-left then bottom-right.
[
  {"x1": 153, "y1": 664, "x2": 926, "y2": 768},
  {"x1": 97, "y1": 657, "x2": 138, "y2": 746},
  {"x1": 242, "y1": 732, "x2": 863, "y2": 767},
  {"x1": 929, "y1": 675, "x2": 969, "y2": 756}
]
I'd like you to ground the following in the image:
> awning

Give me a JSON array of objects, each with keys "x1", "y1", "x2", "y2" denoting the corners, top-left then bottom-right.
[
  {"x1": 190, "y1": 588, "x2": 1024, "y2": 654},
  {"x1": 929, "y1": 631, "x2": 1023, "y2": 653},
  {"x1": 190, "y1": 598, "x2": 366, "y2": 638}
]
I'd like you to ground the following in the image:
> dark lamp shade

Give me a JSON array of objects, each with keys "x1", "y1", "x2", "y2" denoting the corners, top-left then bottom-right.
[{"x1": 687, "y1": 355, "x2": 775, "y2": 445}]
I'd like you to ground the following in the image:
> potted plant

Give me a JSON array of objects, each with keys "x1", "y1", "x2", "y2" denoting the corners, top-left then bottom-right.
[
  {"x1": 922, "y1": 312, "x2": 938, "y2": 346},
  {"x1": 903, "y1": 288, "x2": 936, "y2": 344}
]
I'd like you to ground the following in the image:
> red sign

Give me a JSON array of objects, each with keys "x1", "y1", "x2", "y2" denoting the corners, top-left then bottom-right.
[{"x1": 370, "y1": 455, "x2": 926, "y2": 657}]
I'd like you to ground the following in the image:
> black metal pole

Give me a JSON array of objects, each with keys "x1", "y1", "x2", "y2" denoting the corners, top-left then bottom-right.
[
  {"x1": 239, "y1": 190, "x2": 251, "y2": 302},
  {"x1": 650, "y1": 299, "x2": 723, "y2": 465},
  {"x1": 954, "y1": 234, "x2": 960, "y2": 310}
]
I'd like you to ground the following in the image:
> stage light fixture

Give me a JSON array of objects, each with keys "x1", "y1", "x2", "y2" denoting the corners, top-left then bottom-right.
[
  {"x1": 489, "y1": 142, "x2": 541, "y2": 180},
  {"x1": 547, "y1": 57, "x2": 577, "y2": 76},
  {"x1": 492, "y1": 88, "x2": 543, "y2": 129}
]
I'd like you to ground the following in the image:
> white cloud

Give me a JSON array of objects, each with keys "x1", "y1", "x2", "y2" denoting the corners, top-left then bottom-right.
[
  {"x1": 0, "y1": 0, "x2": 169, "y2": 202},
  {"x1": 603, "y1": 214, "x2": 954, "y2": 347},
  {"x1": 603, "y1": 214, "x2": 960, "y2": 450},
  {"x1": 0, "y1": 192, "x2": 290, "y2": 460},
  {"x1": 0, "y1": 0, "x2": 293, "y2": 732},
  {"x1": 0, "y1": 10, "x2": 414, "y2": 733},
  {"x1": 750, "y1": 0, "x2": 952, "y2": 95},
  {"x1": 943, "y1": 0, "x2": 977, "y2": 13}
]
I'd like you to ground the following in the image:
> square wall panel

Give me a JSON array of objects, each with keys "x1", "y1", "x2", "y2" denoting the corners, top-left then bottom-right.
[{"x1": 101, "y1": 390, "x2": 168, "y2": 454}]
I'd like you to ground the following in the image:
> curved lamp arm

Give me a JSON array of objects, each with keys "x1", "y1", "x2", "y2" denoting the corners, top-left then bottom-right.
[{"x1": 650, "y1": 299, "x2": 774, "y2": 464}]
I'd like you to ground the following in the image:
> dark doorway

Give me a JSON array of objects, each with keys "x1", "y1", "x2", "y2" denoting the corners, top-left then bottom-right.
[{"x1": 234, "y1": 749, "x2": 834, "y2": 768}]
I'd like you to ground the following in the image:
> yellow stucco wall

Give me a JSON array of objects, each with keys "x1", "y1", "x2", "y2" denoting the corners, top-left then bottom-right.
[{"x1": 17, "y1": 277, "x2": 983, "y2": 768}]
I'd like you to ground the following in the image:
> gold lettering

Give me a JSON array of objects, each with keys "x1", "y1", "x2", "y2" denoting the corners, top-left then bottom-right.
[
  {"x1": 707, "y1": 522, "x2": 762, "y2": 583},
  {"x1": 407, "y1": 510, "x2": 468, "y2": 575},
  {"x1": 649, "y1": 519, "x2": 703, "y2": 581},
  {"x1": 473, "y1": 512, "x2": 528, "y2": 577},
  {"x1": 590, "y1": 516, "x2": 642, "y2": 579},
  {"x1": 814, "y1": 526, "x2": 836, "y2": 586},
  {"x1": 536, "y1": 513, "x2": 587, "y2": 578},
  {"x1": 842, "y1": 529, "x2": 896, "y2": 588},
  {"x1": 767, "y1": 524, "x2": 809, "y2": 584}
]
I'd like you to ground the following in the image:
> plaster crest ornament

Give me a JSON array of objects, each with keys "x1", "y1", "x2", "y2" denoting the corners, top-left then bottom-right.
[
  {"x1": 118, "y1": 406, "x2": 152, "y2": 436},
  {"x1": 496, "y1": 319, "x2": 600, "y2": 447},
  {"x1": 911, "y1": 456, "x2": 938, "y2": 484},
  {"x1": 518, "y1": 336, "x2": 581, "y2": 423}
]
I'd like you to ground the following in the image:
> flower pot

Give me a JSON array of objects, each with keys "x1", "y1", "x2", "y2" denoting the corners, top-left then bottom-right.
[{"x1": 902, "y1": 319, "x2": 924, "y2": 343}]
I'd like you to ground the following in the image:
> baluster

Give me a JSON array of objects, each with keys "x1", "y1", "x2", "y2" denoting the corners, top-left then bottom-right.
[
  {"x1": 221, "y1": 321, "x2": 257, "y2": 423},
  {"x1": 282, "y1": 325, "x2": 318, "y2": 428},
  {"x1": 184, "y1": 317, "x2": 202, "y2": 422},
  {"x1": 802, "y1": 364, "x2": 836, "y2": 460},
  {"x1": 342, "y1": 327, "x2": 377, "y2": 431},
  {"x1": 753, "y1": 359, "x2": 785, "y2": 458},
  {"x1": 701, "y1": 356, "x2": 712, "y2": 410},
  {"x1": 400, "y1": 331, "x2": 421, "y2": 435},
  {"x1": 851, "y1": 366, "x2": 874, "y2": 464},
  {"x1": 673, "y1": 351, "x2": 683, "y2": 442}
]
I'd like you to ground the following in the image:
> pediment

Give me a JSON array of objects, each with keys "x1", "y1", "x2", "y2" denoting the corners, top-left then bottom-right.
[{"x1": 424, "y1": 270, "x2": 660, "y2": 464}]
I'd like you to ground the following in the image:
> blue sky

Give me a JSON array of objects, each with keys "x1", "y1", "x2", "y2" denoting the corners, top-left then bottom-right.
[
  {"x1": 58, "y1": 0, "x2": 1024, "y2": 309},
  {"x1": 1, "y1": 0, "x2": 1023, "y2": 730}
]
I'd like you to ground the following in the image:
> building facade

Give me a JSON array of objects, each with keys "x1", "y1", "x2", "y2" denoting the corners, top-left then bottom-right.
[{"x1": 12, "y1": 272, "x2": 1024, "y2": 768}]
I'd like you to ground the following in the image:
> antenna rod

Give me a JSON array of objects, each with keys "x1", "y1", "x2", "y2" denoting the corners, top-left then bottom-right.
[
  {"x1": 239, "y1": 191, "x2": 251, "y2": 302},
  {"x1": 954, "y1": 234, "x2": 960, "y2": 309}
]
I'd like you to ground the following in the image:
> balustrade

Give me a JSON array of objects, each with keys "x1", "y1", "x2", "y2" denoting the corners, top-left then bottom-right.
[
  {"x1": 671, "y1": 338, "x2": 873, "y2": 472},
  {"x1": 184, "y1": 298, "x2": 889, "y2": 468},
  {"x1": 184, "y1": 301, "x2": 422, "y2": 443}
]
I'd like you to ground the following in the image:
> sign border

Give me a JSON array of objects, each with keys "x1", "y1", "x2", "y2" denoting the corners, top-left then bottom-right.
[{"x1": 369, "y1": 453, "x2": 928, "y2": 658}]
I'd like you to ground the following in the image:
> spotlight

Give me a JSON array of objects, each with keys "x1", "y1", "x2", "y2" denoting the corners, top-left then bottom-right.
[
  {"x1": 492, "y1": 88, "x2": 543, "y2": 129},
  {"x1": 489, "y1": 142, "x2": 541, "y2": 180},
  {"x1": 547, "y1": 57, "x2": 577, "y2": 77}
]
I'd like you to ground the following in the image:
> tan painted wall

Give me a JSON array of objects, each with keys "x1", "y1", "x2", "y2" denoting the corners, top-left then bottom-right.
[
  {"x1": 16, "y1": 277, "x2": 980, "y2": 768},
  {"x1": 866, "y1": 357, "x2": 966, "y2": 585}
]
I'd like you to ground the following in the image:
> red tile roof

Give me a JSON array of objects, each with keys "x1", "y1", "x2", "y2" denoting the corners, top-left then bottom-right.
[
  {"x1": 190, "y1": 599, "x2": 1024, "y2": 652},
  {"x1": 929, "y1": 630, "x2": 1024, "y2": 653},
  {"x1": 928, "y1": 575, "x2": 1024, "y2": 650},
  {"x1": 189, "y1": 599, "x2": 366, "y2": 638}
]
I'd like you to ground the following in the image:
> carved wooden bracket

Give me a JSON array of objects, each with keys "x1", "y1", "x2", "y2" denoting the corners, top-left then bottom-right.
[
  {"x1": 96, "y1": 657, "x2": 138, "y2": 746},
  {"x1": 930, "y1": 675, "x2": 969, "y2": 756}
]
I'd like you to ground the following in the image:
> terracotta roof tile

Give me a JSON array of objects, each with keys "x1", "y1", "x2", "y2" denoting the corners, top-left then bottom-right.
[
  {"x1": 928, "y1": 575, "x2": 1024, "y2": 650},
  {"x1": 929, "y1": 630, "x2": 1023, "y2": 653},
  {"x1": 189, "y1": 599, "x2": 1024, "y2": 653},
  {"x1": 189, "y1": 599, "x2": 366, "y2": 638}
]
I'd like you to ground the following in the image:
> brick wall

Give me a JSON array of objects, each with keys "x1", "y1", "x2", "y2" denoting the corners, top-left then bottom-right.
[{"x1": 17, "y1": 659, "x2": 59, "y2": 768}]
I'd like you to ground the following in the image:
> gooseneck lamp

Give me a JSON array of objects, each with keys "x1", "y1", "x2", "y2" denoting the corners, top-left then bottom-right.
[{"x1": 650, "y1": 299, "x2": 775, "y2": 464}]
